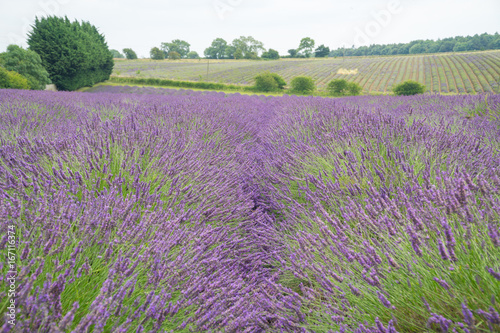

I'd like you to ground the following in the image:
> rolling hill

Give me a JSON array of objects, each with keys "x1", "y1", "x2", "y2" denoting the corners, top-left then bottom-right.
[{"x1": 112, "y1": 50, "x2": 500, "y2": 94}]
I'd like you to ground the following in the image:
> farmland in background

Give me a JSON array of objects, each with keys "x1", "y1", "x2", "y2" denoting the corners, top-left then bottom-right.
[{"x1": 112, "y1": 50, "x2": 500, "y2": 94}]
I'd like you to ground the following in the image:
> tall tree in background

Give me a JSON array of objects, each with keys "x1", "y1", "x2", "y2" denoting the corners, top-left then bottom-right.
[
  {"x1": 161, "y1": 40, "x2": 190, "y2": 59},
  {"x1": 150, "y1": 47, "x2": 165, "y2": 60},
  {"x1": 298, "y1": 37, "x2": 315, "y2": 58},
  {"x1": 187, "y1": 51, "x2": 200, "y2": 59},
  {"x1": 28, "y1": 16, "x2": 113, "y2": 91},
  {"x1": 261, "y1": 49, "x2": 280, "y2": 59},
  {"x1": 110, "y1": 49, "x2": 124, "y2": 58},
  {"x1": 314, "y1": 44, "x2": 330, "y2": 58},
  {"x1": 0, "y1": 44, "x2": 50, "y2": 90},
  {"x1": 288, "y1": 49, "x2": 298, "y2": 58},
  {"x1": 204, "y1": 38, "x2": 228, "y2": 59},
  {"x1": 232, "y1": 36, "x2": 265, "y2": 59},
  {"x1": 122, "y1": 48, "x2": 138, "y2": 59}
]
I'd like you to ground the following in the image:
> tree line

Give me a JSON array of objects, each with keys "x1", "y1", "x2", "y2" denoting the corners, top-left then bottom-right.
[
  {"x1": 112, "y1": 37, "x2": 333, "y2": 61},
  {"x1": 330, "y1": 32, "x2": 500, "y2": 57},
  {"x1": 113, "y1": 32, "x2": 500, "y2": 61}
]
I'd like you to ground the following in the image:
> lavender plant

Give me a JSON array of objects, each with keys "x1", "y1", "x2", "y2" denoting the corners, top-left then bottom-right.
[{"x1": 1, "y1": 88, "x2": 499, "y2": 332}]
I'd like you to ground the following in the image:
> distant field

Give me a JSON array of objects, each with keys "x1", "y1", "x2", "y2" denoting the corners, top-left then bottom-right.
[{"x1": 112, "y1": 50, "x2": 500, "y2": 94}]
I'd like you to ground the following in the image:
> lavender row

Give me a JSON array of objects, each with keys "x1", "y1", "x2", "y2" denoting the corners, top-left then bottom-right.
[
  {"x1": 0, "y1": 90, "x2": 300, "y2": 332},
  {"x1": 256, "y1": 93, "x2": 500, "y2": 331},
  {"x1": 1, "y1": 89, "x2": 499, "y2": 332}
]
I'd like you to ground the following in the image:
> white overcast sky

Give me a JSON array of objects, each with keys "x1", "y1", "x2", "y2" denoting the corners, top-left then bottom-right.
[{"x1": 1, "y1": 0, "x2": 499, "y2": 58}]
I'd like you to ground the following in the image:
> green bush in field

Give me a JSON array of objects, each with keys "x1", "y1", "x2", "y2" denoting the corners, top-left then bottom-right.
[
  {"x1": 290, "y1": 76, "x2": 315, "y2": 94},
  {"x1": 392, "y1": 80, "x2": 426, "y2": 96},
  {"x1": 254, "y1": 72, "x2": 286, "y2": 92},
  {"x1": 1, "y1": 44, "x2": 50, "y2": 90},
  {"x1": 327, "y1": 79, "x2": 363, "y2": 96},
  {"x1": 0, "y1": 66, "x2": 31, "y2": 89}
]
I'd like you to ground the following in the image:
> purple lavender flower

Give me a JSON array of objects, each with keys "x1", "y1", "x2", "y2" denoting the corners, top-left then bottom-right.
[
  {"x1": 377, "y1": 291, "x2": 395, "y2": 310},
  {"x1": 433, "y1": 277, "x2": 451, "y2": 290}
]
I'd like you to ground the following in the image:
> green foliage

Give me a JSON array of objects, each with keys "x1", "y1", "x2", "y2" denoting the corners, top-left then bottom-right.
[
  {"x1": 0, "y1": 66, "x2": 31, "y2": 89},
  {"x1": 187, "y1": 51, "x2": 200, "y2": 59},
  {"x1": 392, "y1": 80, "x2": 426, "y2": 96},
  {"x1": 288, "y1": 49, "x2": 298, "y2": 58},
  {"x1": 122, "y1": 48, "x2": 138, "y2": 60},
  {"x1": 261, "y1": 49, "x2": 280, "y2": 60},
  {"x1": 409, "y1": 43, "x2": 424, "y2": 54},
  {"x1": 453, "y1": 42, "x2": 468, "y2": 52},
  {"x1": 1, "y1": 44, "x2": 50, "y2": 90},
  {"x1": 168, "y1": 51, "x2": 181, "y2": 60},
  {"x1": 244, "y1": 51, "x2": 258, "y2": 60},
  {"x1": 27, "y1": 16, "x2": 114, "y2": 91},
  {"x1": 298, "y1": 37, "x2": 315, "y2": 58},
  {"x1": 269, "y1": 73, "x2": 286, "y2": 90},
  {"x1": 314, "y1": 44, "x2": 330, "y2": 58},
  {"x1": 254, "y1": 72, "x2": 286, "y2": 92},
  {"x1": 224, "y1": 45, "x2": 236, "y2": 59},
  {"x1": 108, "y1": 76, "x2": 253, "y2": 92},
  {"x1": 346, "y1": 81, "x2": 362, "y2": 95},
  {"x1": 329, "y1": 32, "x2": 500, "y2": 57},
  {"x1": 150, "y1": 47, "x2": 165, "y2": 60},
  {"x1": 110, "y1": 49, "x2": 124, "y2": 58},
  {"x1": 161, "y1": 39, "x2": 190, "y2": 59},
  {"x1": 327, "y1": 79, "x2": 362, "y2": 96},
  {"x1": 232, "y1": 36, "x2": 265, "y2": 59},
  {"x1": 204, "y1": 38, "x2": 228, "y2": 59},
  {"x1": 290, "y1": 76, "x2": 315, "y2": 94},
  {"x1": 233, "y1": 48, "x2": 243, "y2": 60}
]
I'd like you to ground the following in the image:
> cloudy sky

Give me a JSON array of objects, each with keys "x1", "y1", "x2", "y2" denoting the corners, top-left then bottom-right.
[{"x1": 1, "y1": 0, "x2": 499, "y2": 58}]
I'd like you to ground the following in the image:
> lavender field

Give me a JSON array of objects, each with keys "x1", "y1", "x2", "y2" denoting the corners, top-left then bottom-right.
[
  {"x1": 112, "y1": 50, "x2": 500, "y2": 94},
  {"x1": 1, "y1": 88, "x2": 500, "y2": 332}
]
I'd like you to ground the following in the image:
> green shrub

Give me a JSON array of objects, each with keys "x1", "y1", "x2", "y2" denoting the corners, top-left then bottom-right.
[
  {"x1": 269, "y1": 73, "x2": 286, "y2": 90},
  {"x1": 290, "y1": 76, "x2": 315, "y2": 94},
  {"x1": 392, "y1": 80, "x2": 426, "y2": 96},
  {"x1": 1, "y1": 44, "x2": 51, "y2": 90},
  {"x1": 347, "y1": 82, "x2": 362, "y2": 95},
  {"x1": 0, "y1": 66, "x2": 31, "y2": 89},
  {"x1": 327, "y1": 79, "x2": 347, "y2": 95},
  {"x1": 327, "y1": 79, "x2": 363, "y2": 96},
  {"x1": 254, "y1": 72, "x2": 286, "y2": 92}
]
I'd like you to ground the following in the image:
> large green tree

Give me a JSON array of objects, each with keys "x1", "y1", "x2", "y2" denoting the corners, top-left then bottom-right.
[
  {"x1": 288, "y1": 49, "x2": 298, "y2": 58},
  {"x1": 28, "y1": 16, "x2": 113, "y2": 91},
  {"x1": 204, "y1": 38, "x2": 228, "y2": 59},
  {"x1": 161, "y1": 40, "x2": 190, "y2": 59},
  {"x1": 150, "y1": 47, "x2": 165, "y2": 60},
  {"x1": 1, "y1": 44, "x2": 50, "y2": 90},
  {"x1": 314, "y1": 44, "x2": 330, "y2": 58},
  {"x1": 298, "y1": 37, "x2": 315, "y2": 58},
  {"x1": 261, "y1": 49, "x2": 280, "y2": 60},
  {"x1": 232, "y1": 36, "x2": 265, "y2": 59}
]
